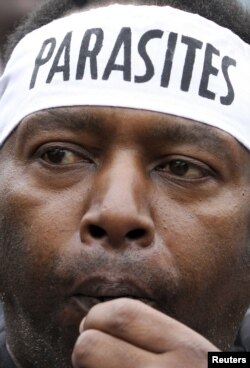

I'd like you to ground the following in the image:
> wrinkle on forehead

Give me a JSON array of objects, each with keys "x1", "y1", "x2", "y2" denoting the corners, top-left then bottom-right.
[{"x1": 16, "y1": 106, "x2": 245, "y2": 160}]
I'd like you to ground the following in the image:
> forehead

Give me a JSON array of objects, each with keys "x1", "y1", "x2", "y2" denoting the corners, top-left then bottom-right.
[{"x1": 16, "y1": 106, "x2": 247, "y2": 158}]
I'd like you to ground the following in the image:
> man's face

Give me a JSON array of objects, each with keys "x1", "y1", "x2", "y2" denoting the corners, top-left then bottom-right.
[{"x1": 0, "y1": 106, "x2": 250, "y2": 366}]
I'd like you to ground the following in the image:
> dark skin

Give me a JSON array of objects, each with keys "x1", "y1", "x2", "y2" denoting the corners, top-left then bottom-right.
[{"x1": 0, "y1": 106, "x2": 250, "y2": 367}]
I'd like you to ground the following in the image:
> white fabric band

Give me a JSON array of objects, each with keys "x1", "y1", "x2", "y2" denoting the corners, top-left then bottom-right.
[{"x1": 0, "y1": 4, "x2": 250, "y2": 149}]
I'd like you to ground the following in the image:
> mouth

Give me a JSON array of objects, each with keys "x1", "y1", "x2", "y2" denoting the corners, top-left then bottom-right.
[{"x1": 70, "y1": 276, "x2": 156, "y2": 312}]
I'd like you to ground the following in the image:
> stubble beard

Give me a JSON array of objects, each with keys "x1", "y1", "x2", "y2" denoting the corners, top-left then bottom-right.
[{"x1": 0, "y1": 214, "x2": 76, "y2": 368}]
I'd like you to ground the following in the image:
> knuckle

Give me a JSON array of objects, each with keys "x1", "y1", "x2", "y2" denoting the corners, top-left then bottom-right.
[
  {"x1": 107, "y1": 298, "x2": 141, "y2": 333},
  {"x1": 72, "y1": 330, "x2": 100, "y2": 366}
]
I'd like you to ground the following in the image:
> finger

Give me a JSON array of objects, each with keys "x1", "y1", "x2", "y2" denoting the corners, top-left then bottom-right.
[
  {"x1": 79, "y1": 317, "x2": 86, "y2": 333},
  {"x1": 82, "y1": 298, "x2": 217, "y2": 353},
  {"x1": 72, "y1": 329, "x2": 159, "y2": 368}
]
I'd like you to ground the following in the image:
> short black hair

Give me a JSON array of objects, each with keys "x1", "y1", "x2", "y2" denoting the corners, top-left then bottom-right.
[{"x1": 3, "y1": 0, "x2": 250, "y2": 64}]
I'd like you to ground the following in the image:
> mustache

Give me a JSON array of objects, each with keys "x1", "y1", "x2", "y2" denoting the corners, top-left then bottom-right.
[{"x1": 54, "y1": 249, "x2": 180, "y2": 316}]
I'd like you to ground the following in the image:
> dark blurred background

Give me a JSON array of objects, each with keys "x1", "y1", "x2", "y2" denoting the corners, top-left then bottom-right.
[{"x1": 0, "y1": 0, "x2": 47, "y2": 73}]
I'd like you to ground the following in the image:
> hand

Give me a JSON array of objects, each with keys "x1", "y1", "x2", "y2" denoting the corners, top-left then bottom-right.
[{"x1": 72, "y1": 298, "x2": 219, "y2": 368}]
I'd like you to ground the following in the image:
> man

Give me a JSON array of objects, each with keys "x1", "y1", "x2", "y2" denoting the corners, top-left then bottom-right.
[{"x1": 0, "y1": 0, "x2": 250, "y2": 367}]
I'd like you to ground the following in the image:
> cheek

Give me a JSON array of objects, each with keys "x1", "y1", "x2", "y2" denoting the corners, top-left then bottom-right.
[
  {"x1": 5, "y1": 198, "x2": 81, "y2": 272},
  {"x1": 0, "y1": 166, "x2": 90, "y2": 246},
  {"x1": 0, "y1": 167, "x2": 92, "y2": 294},
  {"x1": 0, "y1": 183, "x2": 85, "y2": 324},
  {"x1": 151, "y1": 189, "x2": 250, "y2": 342},
  {"x1": 154, "y1": 189, "x2": 250, "y2": 293}
]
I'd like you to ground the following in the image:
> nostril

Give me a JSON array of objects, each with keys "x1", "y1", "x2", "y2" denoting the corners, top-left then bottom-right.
[
  {"x1": 88, "y1": 224, "x2": 107, "y2": 239},
  {"x1": 126, "y1": 228, "x2": 146, "y2": 240}
]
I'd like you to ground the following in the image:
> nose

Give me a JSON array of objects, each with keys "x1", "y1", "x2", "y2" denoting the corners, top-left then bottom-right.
[{"x1": 80, "y1": 153, "x2": 155, "y2": 249}]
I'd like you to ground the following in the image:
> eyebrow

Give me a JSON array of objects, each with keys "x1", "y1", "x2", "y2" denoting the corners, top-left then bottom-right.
[
  {"x1": 19, "y1": 108, "x2": 106, "y2": 139},
  {"x1": 149, "y1": 120, "x2": 232, "y2": 158},
  {"x1": 19, "y1": 107, "x2": 235, "y2": 160}
]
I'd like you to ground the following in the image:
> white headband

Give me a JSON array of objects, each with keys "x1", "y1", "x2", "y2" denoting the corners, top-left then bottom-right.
[{"x1": 0, "y1": 4, "x2": 250, "y2": 149}]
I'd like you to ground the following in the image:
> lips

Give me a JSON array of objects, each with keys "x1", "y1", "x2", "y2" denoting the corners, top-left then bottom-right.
[{"x1": 71, "y1": 276, "x2": 156, "y2": 312}]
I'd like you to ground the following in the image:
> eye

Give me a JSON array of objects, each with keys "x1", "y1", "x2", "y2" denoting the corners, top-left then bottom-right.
[
  {"x1": 156, "y1": 158, "x2": 212, "y2": 179},
  {"x1": 40, "y1": 146, "x2": 86, "y2": 165}
]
